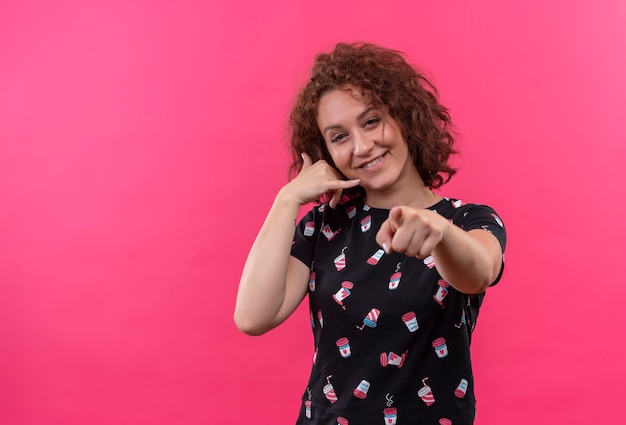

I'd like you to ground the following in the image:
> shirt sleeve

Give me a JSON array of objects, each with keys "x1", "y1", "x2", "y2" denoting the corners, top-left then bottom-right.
[
  {"x1": 290, "y1": 207, "x2": 319, "y2": 268},
  {"x1": 453, "y1": 204, "x2": 507, "y2": 286}
]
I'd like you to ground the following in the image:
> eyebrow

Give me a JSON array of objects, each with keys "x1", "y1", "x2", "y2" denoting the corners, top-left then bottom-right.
[{"x1": 322, "y1": 106, "x2": 377, "y2": 135}]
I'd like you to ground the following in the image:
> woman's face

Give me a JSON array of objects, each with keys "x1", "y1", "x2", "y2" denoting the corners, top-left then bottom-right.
[{"x1": 316, "y1": 87, "x2": 420, "y2": 198}]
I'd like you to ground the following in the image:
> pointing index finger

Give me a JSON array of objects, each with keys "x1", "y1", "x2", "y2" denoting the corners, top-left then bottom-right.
[{"x1": 388, "y1": 206, "x2": 404, "y2": 231}]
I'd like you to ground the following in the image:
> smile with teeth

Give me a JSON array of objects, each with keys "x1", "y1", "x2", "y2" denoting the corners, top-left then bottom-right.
[{"x1": 360, "y1": 154, "x2": 385, "y2": 169}]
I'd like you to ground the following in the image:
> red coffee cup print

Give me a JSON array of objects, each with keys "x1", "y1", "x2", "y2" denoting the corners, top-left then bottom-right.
[
  {"x1": 389, "y1": 271, "x2": 402, "y2": 290},
  {"x1": 357, "y1": 308, "x2": 380, "y2": 330},
  {"x1": 455, "y1": 379, "x2": 468, "y2": 398},
  {"x1": 323, "y1": 375, "x2": 338, "y2": 404},
  {"x1": 304, "y1": 400, "x2": 312, "y2": 419},
  {"x1": 380, "y1": 350, "x2": 407, "y2": 368},
  {"x1": 361, "y1": 215, "x2": 372, "y2": 232},
  {"x1": 418, "y1": 378, "x2": 435, "y2": 406},
  {"x1": 321, "y1": 223, "x2": 340, "y2": 241},
  {"x1": 336, "y1": 337, "x2": 351, "y2": 358},
  {"x1": 433, "y1": 279, "x2": 449, "y2": 307},
  {"x1": 304, "y1": 221, "x2": 315, "y2": 236},
  {"x1": 367, "y1": 249, "x2": 384, "y2": 265},
  {"x1": 333, "y1": 281, "x2": 354, "y2": 310},
  {"x1": 432, "y1": 337, "x2": 449, "y2": 358},
  {"x1": 337, "y1": 417, "x2": 349, "y2": 425},
  {"x1": 439, "y1": 419, "x2": 452, "y2": 425},
  {"x1": 334, "y1": 246, "x2": 348, "y2": 271},
  {"x1": 309, "y1": 271, "x2": 316, "y2": 292},
  {"x1": 402, "y1": 311, "x2": 419, "y2": 332},
  {"x1": 347, "y1": 205, "x2": 356, "y2": 219},
  {"x1": 423, "y1": 255, "x2": 436, "y2": 269},
  {"x1": 383, "y1": 407, "x2": 398, "y2": 425},
  {"x1": 353, "y1": 379, "x2": 370, "y2": 399}
]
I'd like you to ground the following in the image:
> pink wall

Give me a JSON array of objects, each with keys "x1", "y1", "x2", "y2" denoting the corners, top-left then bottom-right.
[{"x1": 1, "y1": 1, "x2": 625, "y2": 424}]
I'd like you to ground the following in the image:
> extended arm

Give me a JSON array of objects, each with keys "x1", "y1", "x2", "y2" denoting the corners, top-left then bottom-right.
[{"x1": 376, "y1": 206, "x2": 503, "y2": 294}]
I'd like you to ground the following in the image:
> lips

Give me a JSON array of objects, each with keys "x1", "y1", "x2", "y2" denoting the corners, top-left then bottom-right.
[{"x1": 357, "y1": 152, "x2": 387, "y2": 169}]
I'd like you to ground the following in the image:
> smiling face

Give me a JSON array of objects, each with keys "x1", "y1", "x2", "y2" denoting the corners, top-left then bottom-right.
[{"x1": 317, "y1": 87, "x2": 424, "y2": 205}]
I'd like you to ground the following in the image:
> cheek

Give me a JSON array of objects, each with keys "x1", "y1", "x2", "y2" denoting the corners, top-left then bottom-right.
[{"x1": 326, "y1": 144, "x2": 350, "y2": 165}]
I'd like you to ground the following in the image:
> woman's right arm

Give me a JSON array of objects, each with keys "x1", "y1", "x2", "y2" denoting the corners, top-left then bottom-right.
[
  {"x1": 234, "y1": 154, "x2": 360, "y2": 336},
  {"x1": 234, "y1": 191, "x2": 309, "y2": 336}
]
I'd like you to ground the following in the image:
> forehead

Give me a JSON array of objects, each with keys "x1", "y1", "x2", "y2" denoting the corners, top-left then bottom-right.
[{"x1": 317, "y1": 87, "x2": 372, "y2": 124}]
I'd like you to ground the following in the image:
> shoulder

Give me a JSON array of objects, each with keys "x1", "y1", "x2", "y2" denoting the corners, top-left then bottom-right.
[
  {"x1": 433, "y1": 197, "x2": 501, "y2": 220},
  {"x1": 434, "y1": 197, "x2": 505, "y2": 232},
  {"x1": 435, "y1": 197, "x2": 506, "y2": 252}
]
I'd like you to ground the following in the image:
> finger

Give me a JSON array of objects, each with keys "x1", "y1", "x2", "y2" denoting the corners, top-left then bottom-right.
[
  {"x1": 391, "y1": 225, "x2": 420, "y2": 256},
  {"x1": 388, "y1": 206, "x2": 404, "y2": 231},
  {"x1": 402, "y1": 228, "x2": 429, "y2": 258},
  {"x1": 376, "y1": 207, "x2": 404, "y2": 254},
  {"x1": 328, "y1": 177, "x2": 361, "y2": 208},
  {"x1": 329, "y1": 188, "x2": 343, "y2": 209},
  {"x1": 376, "y1": 219, "x2": 395, "y2": 254},
  {"x1": 337, "y1": 178, "x2": 361, "y2": 189},
  {"x1": 301, "y1": 152, "x2": 313, "y2": 169}
]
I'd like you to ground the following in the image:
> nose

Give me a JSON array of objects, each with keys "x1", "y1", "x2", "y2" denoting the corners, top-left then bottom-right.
[{"x1": 353, "y1": 130, "x2": 374, "y2": 156}]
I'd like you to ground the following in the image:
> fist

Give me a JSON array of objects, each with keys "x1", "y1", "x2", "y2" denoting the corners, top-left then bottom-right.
[{"x1": 376, "y1": 206, "x2": 449, "y2": 258}]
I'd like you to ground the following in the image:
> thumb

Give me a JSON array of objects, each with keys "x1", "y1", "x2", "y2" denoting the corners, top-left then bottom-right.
[{"x1": 301, "y1": 152, "x2": 313, "y2": 169}]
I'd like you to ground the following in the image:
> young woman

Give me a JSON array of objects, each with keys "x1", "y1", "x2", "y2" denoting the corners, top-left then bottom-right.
[{"x1": 235, "y1": 42, "x2": 506, "y2": 425}]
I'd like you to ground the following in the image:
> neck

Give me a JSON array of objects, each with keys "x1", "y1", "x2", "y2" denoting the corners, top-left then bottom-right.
[{"x1": 364, "y1": 184, "x2": 441, "y2": 210}]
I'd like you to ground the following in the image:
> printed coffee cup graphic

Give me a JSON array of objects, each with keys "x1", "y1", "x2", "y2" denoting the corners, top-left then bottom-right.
[
  {"x1": 418, "y1": 377, "x2": 435, "y2": 406},
  {"x1": 432, "y1": 337, "x2": 449, "y2": 358},
  {"x1": 304, "y1": 221, "x2": 315, "y2": 236},
  {"x1": 402, "y1": 311, "x2": 419, "y2": 332},
  {"x1": 388, "y1": 271, "x2": 401, "y2": 290},
  {"x1": 383, "y1": 407, "x2": 398, "y2": 425},
  {"x1": 336, "y1": 337, "x2": 351, "y2": 358},
  {"x1": 334, "y1": 247, "x2": 348, "y2": 271},
  {"x1": 323, "y1": 375, "x2": 338, "y2": 404},
  {"x1": 357, "y1": 308, "x2": 380, "y2": 330},
  {"x1": 361, "y1": 215, "x2": 372, "y2": 232},
  {"x1": 347, "y1": 205, "x2": 356, "y2": 219},
  {"x1": 353, "y1": 380, "x2": 370, "y2": 399},
  {"x1": 433, "y1": 279, "x2": 449, "y2": 307},
  {"x1": 333, "y1": 281, "x2": 354, "y2": 310},
  {"x1": 367, "y1": 249, "x2": 384, "y2": 265},
  {"x1": 455, "y1": 378, "x2": 468, "y2": 398},
  {"x1": 308, "y1": 271, "x2": 316, "y2": 292}
]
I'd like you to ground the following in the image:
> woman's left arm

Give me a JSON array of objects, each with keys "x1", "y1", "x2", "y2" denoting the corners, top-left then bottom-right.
[{"x1": 376, "y1": 206, "x2": 503, "y2": 294}]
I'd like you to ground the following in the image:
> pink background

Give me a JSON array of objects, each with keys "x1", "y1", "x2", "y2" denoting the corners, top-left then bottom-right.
[{"x1": 1, "y1": 1, "x2": 625, "y2": 424}]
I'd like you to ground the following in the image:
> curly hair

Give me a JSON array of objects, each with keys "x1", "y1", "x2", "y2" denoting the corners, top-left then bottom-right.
[{"x1": 288, "y1": 42, "x2": 458, "y2": 198}]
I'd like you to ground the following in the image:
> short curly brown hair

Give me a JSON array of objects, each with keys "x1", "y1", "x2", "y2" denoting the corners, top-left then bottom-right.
[{"x1": 288, "y1": 42, "x2": 457, "y2": 198}]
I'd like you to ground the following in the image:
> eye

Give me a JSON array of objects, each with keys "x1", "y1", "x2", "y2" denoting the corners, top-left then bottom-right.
[
  {"x1": 331, "y1": 133, "x2": 348, "y2": 143},
  {"x1": 364, "y1": 117, "x2": 381, "y2": 127}
]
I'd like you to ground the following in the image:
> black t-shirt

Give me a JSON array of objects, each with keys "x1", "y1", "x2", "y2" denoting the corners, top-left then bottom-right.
[{"x1": 290, "y1": 197, "x2": 506, "y2": 425}]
